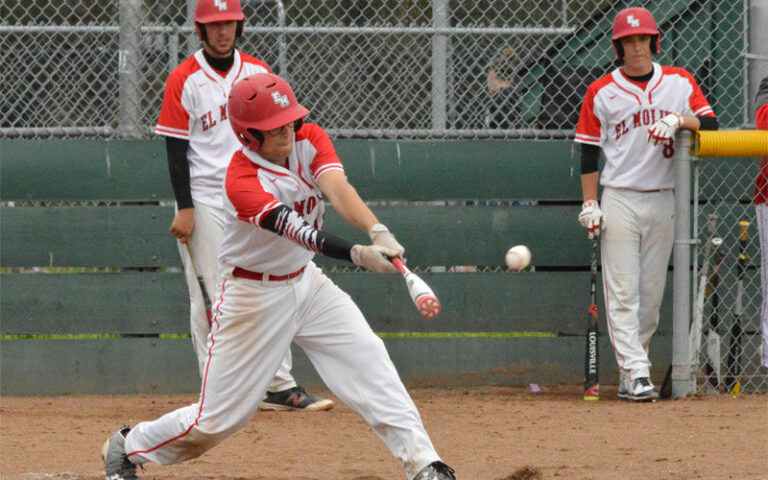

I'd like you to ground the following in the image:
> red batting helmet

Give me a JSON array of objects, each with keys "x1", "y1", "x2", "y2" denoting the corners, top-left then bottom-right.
[
  {"x1": 228, "y1": 73, "x2": 310, "y2": 149},
  {"x1": 194, "y1": 0, "x2": 245, "y2": 40},
  {"x1": 611, "y1": 7, "x2": 660, "y2": 60}
]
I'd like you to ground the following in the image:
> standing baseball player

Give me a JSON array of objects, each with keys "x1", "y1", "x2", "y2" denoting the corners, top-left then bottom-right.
[
  {"x1": 157, "y1": 0, "x2": 331, "y2": 411},
  {"x1": 755, "y1": 76, "x2": 768, "y2": 368},
  {"x1": 575, "y1": 7, "x2": 718, "y2": 401},
  {"x1": 102, "y1": 73, "x2": 456, "y2": 480}
]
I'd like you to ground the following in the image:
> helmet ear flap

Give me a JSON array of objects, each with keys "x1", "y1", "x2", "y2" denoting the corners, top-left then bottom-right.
[
  {"x1": 196, "y1": 22, "x2": 206, "y2": 41},
  {"x1": 613, "y1": 40, "x2": 624, "y2": 61},
  {"x1": 247, "y1": 128, "x2": 264, "y2": 150}
]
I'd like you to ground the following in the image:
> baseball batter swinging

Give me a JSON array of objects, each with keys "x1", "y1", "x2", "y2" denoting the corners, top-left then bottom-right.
[
  {"x1": 102, "y1": 73, "x2": 456, "y2": 480},
  {"x1": 575, "y1": 7, "x2": 718, "y2": 401},
  {"x1": 157, "y1": 0, "x2": 330, "y2": 411}
]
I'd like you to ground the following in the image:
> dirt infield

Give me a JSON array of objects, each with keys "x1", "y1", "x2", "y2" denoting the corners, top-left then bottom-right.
[{"x1": 1, "y1": 385, "x2": 766, "y2": 480}]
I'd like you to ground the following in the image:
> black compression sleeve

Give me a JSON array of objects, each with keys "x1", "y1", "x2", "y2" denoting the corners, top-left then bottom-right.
[
  {"x1": 260, "y1": 204, "x2": 354, "y2": 262},
  {"x1": 581, "y1": 143, "x2": 600, "y2": 174},
  {"x1": 165, "y1": 136, "x2": 194, "y2": 209},
  {"x1": 697, "y1": 115, "x2": 718, "y2": 131}
]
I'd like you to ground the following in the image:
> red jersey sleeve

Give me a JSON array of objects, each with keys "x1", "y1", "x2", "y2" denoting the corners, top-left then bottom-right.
[
  {"x1": 225, "y1": 152, "x2": 283, "y2": 226},
  {"x1": 296, "y1": 123, "x2": 345, "y2": 180},
  {"x1": 679, "y1": 68, "x2": 715, "y2": 117},
  {"x1": 757, "y1": 103, "x2": 768, "y2": 130},
  {"x1": 575, "y1": 83, "x2": 602, "y2": 146},
  {"x1": 754, "y1": 92, "x2": 768, "y2": 204},
  {"x1": 155, "y1": 62, "x2": 196, "y2": 139}
]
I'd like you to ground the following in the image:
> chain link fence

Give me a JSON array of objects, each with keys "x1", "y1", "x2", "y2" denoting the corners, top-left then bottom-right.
[
  {"x1": 1, "y1": 0, "x2": 760, "y2": 139},
  {"x1": 693, "y1": 155, "x2": 766, "y2": 394},
  {"x1": 2, "y1": 0, "x2": 766, "y2": 393}
]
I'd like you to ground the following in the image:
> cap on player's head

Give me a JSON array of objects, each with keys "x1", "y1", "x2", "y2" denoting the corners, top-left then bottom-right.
[
  {"x1": 611, "y1": 7, "x2": 660, "y2": 61},
  {"x1": 228, "y1": 73, "x2": 310, "y2": 149},
  {"x1": 194, "y1": 0, "x2": 245, "y2": 41}
]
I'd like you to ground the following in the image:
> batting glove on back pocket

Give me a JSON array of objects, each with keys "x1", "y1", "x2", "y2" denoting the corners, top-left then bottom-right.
[
  {"x1": 647, "y1": 112, "x2": 683, "y2": 146},
  {"x1": 578, "y1": 200, "x2": 605, "y2": 239}
]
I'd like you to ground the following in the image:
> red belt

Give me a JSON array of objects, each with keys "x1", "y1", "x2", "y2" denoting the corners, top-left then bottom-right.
[{"x1": 232, "y1": 266, "x2": 306, "y2": 282}]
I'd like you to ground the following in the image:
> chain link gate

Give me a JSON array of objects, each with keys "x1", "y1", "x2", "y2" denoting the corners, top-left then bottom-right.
[
  {"x1": 693, "y1": 155, "x2": 766, "y2": 394},
  {"x1": 0, "y1": 0, "x2": 756, "y2": 140}
]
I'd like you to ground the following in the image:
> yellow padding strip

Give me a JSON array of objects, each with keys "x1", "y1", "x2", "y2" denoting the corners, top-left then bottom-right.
[{"x1": 694, "y1": 130, "x2": 768, "y2": 157}]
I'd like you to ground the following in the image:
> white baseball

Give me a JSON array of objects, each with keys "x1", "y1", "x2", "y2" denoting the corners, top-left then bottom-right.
[{"x1": 505, "y1": 245, "x2": 531, "y2": 271}]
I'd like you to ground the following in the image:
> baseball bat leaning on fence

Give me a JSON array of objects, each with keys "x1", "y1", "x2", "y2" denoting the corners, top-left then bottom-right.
[
  {"x1": 584, "y1": 238, "x2": 600, "y2": 401},
  {"x1": 724, "y1": 220, "x2": 750, "y2": 395},
  {"x1": 391, "y1": 257, "x2": 441, "y2": 318},
  {"x1": 703, "y1": 237, "x2": 724, "y2": 393},
  {"x1": 186, "y1": 243, "x2": 214, "y2": 327},
  {"x1": 689, "y1": 215, "x2": 719, "y2": 386},
  {"x1": 660, "y1": 216, "x2": 718, "y2": 399}
]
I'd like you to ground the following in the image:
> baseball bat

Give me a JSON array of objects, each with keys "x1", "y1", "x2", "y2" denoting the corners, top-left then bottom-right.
[
  {"x1": 391, "y1": 257, "x2": 441, "y2": 318},
  {"x1": 703, "y1": 237, "x2": 724, "y2": 393},
  {"x1": 689, "y1": 215, "x2": 719, "y2": 385},
  {"x1": 724, "y1": 220, "x2": 750, "y2": 395},
  {"x1": 660, "y1": 215, "x2": 718, "y2": 399},
  {"x1": 186, "y1": 243, "x2": 213, "y2": 326},
  {"x1": 583, "y1": 238, "x2": 599, "y2": 401}
]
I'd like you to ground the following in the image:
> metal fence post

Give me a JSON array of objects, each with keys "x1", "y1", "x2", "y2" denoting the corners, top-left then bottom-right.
[
  {"x1": 275, "y1": 0, "x2": 288, "y2": 79},
  {"x1": 169, "y1": 25, "x2": 180, "y2": 74},
  {"x1": 118, "y1": 0, "x2": 142, "y2": 139},
  {"x1": 672, "y1": 130, "x2": 694, "y2": 397},
  {"x1": 431, "y1": 0, "x2": 448, "y2": 130},
  {"x1": 186, "y1": 0, "x2": 198, "y2": 57}
]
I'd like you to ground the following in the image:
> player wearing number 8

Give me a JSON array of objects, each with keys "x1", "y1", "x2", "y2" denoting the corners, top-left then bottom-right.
[{"x1": 575, "y1": 7, "x2": 718, "y2": 401}]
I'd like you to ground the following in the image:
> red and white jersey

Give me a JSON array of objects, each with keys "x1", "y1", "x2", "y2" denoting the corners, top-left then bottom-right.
[
  {"x1": 219, "y1": 123, "x2": 345, "y2": 274},
  {"x1": 155, "y1": 49, "x2": 271, "y2": 208},
  {"x1": 754, "y1": 92, "x2": 768, "y2": 205},
  {"x1": 575, "y1": 62, "x2": 715, "y2": 190}
]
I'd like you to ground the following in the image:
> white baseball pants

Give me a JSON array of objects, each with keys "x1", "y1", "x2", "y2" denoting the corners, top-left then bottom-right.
[
  {"x1": 178, "y1": 201, "x2": 296, "y2": 391},
  {"x1": 600, "y1": 187, "x2": 675, "y2": 380},
  {"x1": 757, "y1": 202, "x2": 768, "y2": 368},
  {"x1": 125, "y1": 262, "x2": 441, "y2": 479}
]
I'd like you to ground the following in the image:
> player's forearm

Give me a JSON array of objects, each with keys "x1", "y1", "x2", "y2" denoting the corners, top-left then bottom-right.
[
  {"x1": 681, "y1": 115, "x2": 718, "y2": 132},
  {"x1": 333, "y1": 191, "x2": 378, "y2": 234},
  {"x1": 318, "y1": 173, "x2": 378, "y2": 233},
  {"x1": 259, "y1": 204, "x2": 354, "y2": 262},
  {"x1": 581, "y1": 172, "x2": 600, "y2": 202},
  {"x1": 165, "y1": 136, "x2": 194, "y2": 209},
  {"x1": 680, "y1": 115, "x2": 700, "y2": 131}
]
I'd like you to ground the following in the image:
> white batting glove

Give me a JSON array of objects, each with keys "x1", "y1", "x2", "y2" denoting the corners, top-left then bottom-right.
[
  {"x1": 578, "y1": 200, "x2": 605, "y2": 239},
  {"x1": 351, "y1": 244, "x2": 399, "y2": 273},
  {"x1": 647, "y1": 112, "x2": 683, "y2": 146},
  {"x1": 368, "y1": 224, "x2": 405, "y2": 258}
]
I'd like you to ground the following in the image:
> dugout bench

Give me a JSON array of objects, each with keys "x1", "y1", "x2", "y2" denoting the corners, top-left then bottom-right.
[{"x1": 1, "y1": 139, "x2": 679, "y2": 395}]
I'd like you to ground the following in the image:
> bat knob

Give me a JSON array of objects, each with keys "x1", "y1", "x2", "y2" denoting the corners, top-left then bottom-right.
[{"x1": 416, "y1": 296, "x2": 441, "y2": 318}]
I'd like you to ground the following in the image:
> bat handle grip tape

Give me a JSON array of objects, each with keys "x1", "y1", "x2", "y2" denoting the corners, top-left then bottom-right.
[{"x1": 391, "y1": 257, "x2": 407, "y2": 275}]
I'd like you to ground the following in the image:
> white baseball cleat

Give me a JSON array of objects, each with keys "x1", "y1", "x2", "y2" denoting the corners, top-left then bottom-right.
[{"x1": 628, "y1": 377, "x2": 659, "y2": 402}]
